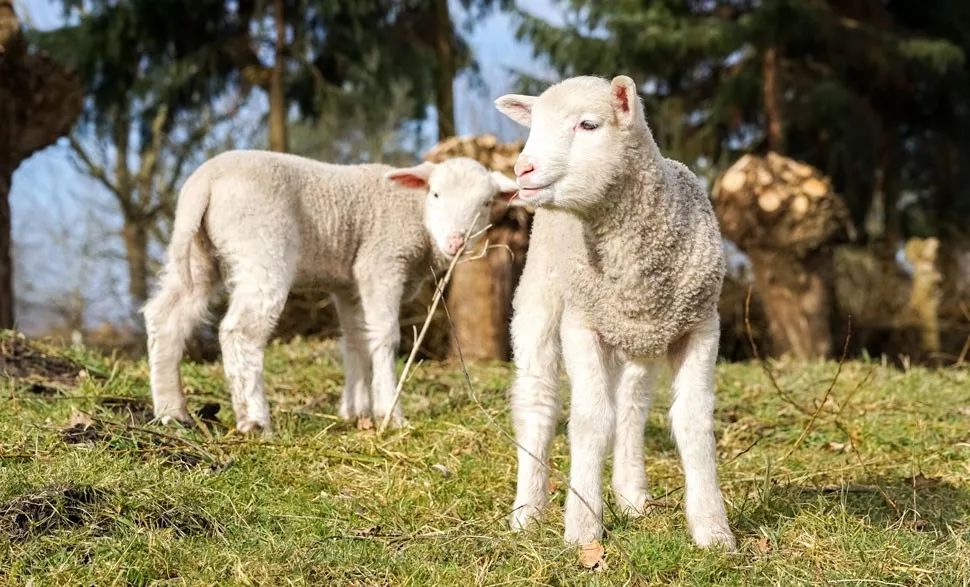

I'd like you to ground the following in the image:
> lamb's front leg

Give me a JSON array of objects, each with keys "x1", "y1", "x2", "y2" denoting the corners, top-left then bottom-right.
[
  {"x1": 669, "y1": 314, "x2": 735, "y2": 549},
  {"x1": 508, "y1": 285, "x2": 563, "y2": 531},
  {"x1": 561, "y1": 308, "x2": 617, "y2": 544},
  {"x1": 358, "y1": 273, "x2": 406, "y2": 428}
]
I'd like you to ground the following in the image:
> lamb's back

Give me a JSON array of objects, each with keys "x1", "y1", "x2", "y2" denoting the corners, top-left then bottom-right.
[{"x1": 201, "y1": 150, "x2": 426, "y2": 290}]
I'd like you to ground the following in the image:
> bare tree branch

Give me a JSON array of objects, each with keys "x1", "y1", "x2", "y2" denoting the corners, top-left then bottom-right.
[
  {"x1": 135, "y1": 103, "x2": 171, "y2": 210},
  {"x1": 67, "y1": 134, "x2": 123, "y2": 200}
]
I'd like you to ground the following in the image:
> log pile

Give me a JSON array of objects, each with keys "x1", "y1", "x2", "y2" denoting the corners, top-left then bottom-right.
[
  {"x1": 424, "y1": 134, "x2": 522, "y2": 174},
  {"x1": 713, "y1": 153, "x2": 853, "y2": 359},
  {"x1": 713, "y1": 152, "x2": 852, "y2": 256},
  {"x1": 423, "y1": 134, "x2": 529, "y2": 361}
]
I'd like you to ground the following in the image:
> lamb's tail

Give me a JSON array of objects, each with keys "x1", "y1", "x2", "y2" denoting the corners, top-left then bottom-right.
[{"x1": 168, "y1": 169, "x2": 212, "y2": 291}]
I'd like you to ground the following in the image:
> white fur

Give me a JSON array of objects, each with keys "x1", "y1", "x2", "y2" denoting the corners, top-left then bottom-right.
[
  {"x1": 143, "y1": 150, "x2": 516, "y2": 434},
  {"x1": 496, "y1": 76, "x2": 735, "y2": 549}
]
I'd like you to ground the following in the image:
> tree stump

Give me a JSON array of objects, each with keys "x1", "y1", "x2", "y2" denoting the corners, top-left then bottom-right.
[
  {"x1": 424, "y1": 134, "x2": 529, "y2": 361},
  {"x1": 713, "y1": 153, "x2": 852, "y2": 358},
  {"x1": 904, "y1": 237, "x2": 943, "y2": 356}
]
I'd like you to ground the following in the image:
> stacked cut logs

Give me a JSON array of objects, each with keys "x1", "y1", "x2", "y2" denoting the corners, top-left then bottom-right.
[
  {"x1": 423, "y1": 134, "x2": 529, "y2": 361},
  {"x1": 714, "y1": 153, "x2": 852, "y2": 256},
  {"x1": 713, "y1": 152, "x2": 852, "y2": 359}
]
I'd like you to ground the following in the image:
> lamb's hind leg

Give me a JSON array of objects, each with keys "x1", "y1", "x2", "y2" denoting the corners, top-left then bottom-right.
[
  {"x1": 332, "y1": 292, "x2": 372, "y2": 422},
  {"x1": 143, "y1": 246, "x2": 216, "y2": 425},
  {"x1": 669, "y1": 314, "x2": 735, "y2": 549},
  {"x1": 219, "y1": 257, "x2": 294, "y2": 435},
  {"x1": 612, "y1": 360, "x2": 658, "y2": 515}
]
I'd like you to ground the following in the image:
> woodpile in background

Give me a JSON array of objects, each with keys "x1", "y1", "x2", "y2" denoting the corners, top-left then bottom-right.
[
  {"x1": 714, "y1": 152, "x2": 853, "y2": 255},
  {"x1": 713, "y1": 152, "x2": 853, "y2": 359},
  {"x1": 424, "y1": 134, "x2": 529, "y2": 361}
]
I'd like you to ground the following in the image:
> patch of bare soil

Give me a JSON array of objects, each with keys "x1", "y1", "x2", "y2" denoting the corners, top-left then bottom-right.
[
  {"x1": 0, "y1": 484, "x2": 108, "y2": 542},
  {"x1": 98, "y1": 396, "x2": 154, "y2": 425},
  {"x1": 0, "y1": 484, "x2": 217, "y2": 542},
  {"x1": 0, "y1": 332, "x2": 91, "y2": 388}
]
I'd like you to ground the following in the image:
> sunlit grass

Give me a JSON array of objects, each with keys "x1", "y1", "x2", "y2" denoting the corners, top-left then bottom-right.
[{"x1": 1, "y1": 332, "x2": 968, "y2": 585}]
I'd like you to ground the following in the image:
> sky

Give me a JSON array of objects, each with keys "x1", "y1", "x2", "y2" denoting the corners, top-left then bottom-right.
[{"x1": 9, "y1": 0, "x2": 562, "y2": 333}]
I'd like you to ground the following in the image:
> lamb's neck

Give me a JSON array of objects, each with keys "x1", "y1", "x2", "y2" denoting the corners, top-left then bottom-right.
[{"x1": 581, "y1": 150, "x2": 672, "y2": 279}]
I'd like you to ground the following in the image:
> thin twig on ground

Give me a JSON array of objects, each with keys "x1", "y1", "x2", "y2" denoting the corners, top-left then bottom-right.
[
  {"x1": 744, "y1": 287, "x2": 812, "y2": 416},
  {"x1": 783, "y1": 317, "x2": 853, "y2": 460}
]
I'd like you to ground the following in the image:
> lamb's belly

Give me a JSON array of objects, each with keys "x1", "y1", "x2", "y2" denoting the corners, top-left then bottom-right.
[
  {"x1": 292, "y1": 253, "x2": 354, "y2": 291},
  {"x1": 289, "y1": 218, "x2": 359, "y2": 289}
]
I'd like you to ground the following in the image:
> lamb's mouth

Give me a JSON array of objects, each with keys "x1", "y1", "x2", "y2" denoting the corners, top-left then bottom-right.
[{"x1": 517, "y1": 184, "x2": 554, "y2": 203}]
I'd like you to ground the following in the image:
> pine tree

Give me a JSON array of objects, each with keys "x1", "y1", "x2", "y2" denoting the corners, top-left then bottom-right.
[{"x1": 515, "y1": 0, "x2": 969, "y2": 236}]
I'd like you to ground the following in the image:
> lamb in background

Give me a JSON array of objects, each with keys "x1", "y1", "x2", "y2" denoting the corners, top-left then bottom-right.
[
  {"x1": 495, "y1": 76, "x2": 735, "y2": 548},
  {"x1": 143, "y1": 150, "x2": 518, "y2": 434}
]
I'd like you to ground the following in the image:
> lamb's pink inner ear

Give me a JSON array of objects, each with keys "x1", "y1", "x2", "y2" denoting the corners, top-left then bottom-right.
[
  {"x1": 387, "y1": 173, "x2": 427, "y2": 189},
  {"x1": 613, "y1": 84, "x2": 631, "y2": 114}
]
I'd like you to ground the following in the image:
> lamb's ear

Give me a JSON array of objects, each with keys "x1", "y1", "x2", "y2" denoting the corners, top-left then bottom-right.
[
  {"x1": 610, "y1": 75, "x2": 640, "y2": 126},
  {"x1": 385, "y1": 162, "x2": 436, "y2": 189},
  {"x1": 494, "y1": 94, "x2": 536, "y2": 127},
  {"x1": 490, "y1": 171, "x2": 522, "y2": 205}
]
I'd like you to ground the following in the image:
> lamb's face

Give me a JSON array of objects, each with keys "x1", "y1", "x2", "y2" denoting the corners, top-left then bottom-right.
[
  {"x1": 386, "y1": 159, "x2": 519, "y2": 258},
  {"x1": 495, "y1": 75, "x2": 646, "y2": 214}
]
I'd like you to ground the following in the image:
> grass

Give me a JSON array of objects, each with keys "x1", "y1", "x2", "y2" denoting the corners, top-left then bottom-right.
[{"x1": 1, "y1": 330, "x2": 969, "y2": 585}]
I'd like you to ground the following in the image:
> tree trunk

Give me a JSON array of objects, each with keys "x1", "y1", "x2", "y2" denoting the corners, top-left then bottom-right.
[
  {"x1": 448, "y1": 257, "x2": 505, "y2": 360},
  {"x1": 0, "y1": 161, "x2": 12, "y2": 328},
  {"x1": 0, "y1": 0, "x2": 82, "y2": 329},
  {"x1": 268, "y1": 0, "x2": 289, "y2": 152},
  {"x1": 432, "y1": 0, "x2": 456, "y2": 141},
  {"x1": 749, "y1": 249, "x2": 833, "y2": 358},
  {"x1": 762, "y1": 45, "x2": 785, "y2": 153},
  {"x1": 122, "y1": 220, "x2": 150, "y2": 311}
]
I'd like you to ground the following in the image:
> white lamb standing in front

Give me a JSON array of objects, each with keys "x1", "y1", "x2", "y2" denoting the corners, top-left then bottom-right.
[
  {"x1": 143, "y1": 150, "x2": 518, "y2": 434},
  {"x1": 495, "y1": 76, "x2": 736, "y2": 548}
]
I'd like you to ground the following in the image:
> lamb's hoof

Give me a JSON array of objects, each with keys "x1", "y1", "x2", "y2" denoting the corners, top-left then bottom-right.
[
  {"x1": 337, "y1": 402, "x2": 357, "y2": 421},
  {"x1": 373, "y1": 412, "x2": 408, "y2": 430},
  {"x1": 154, "y1": 410, "x2": 193, "y2": 427},
  {"x1": 236, "y1": 419, "x2": 272, "y2": 437},
  {"x1": 615, "y1": 491, "x2": 653, "y2": 517},
  {"x1": 563, "y1": 515, "x2": 604, "y2": 545},
  {"x1": 509, "y1": 502, "x2": 543, "y2": 531},
  {"x1": 692, "y1": 524, "x2": 737, "y2": 551}
]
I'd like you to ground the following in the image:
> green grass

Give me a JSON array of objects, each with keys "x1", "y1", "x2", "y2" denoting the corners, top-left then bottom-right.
[{"x1": 1, "y1": 331, "x2": 969, "y2": 585}]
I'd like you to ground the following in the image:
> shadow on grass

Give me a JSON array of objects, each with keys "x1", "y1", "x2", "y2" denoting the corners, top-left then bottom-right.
[{"x1": 734, "y1": 474, "x2": 970, "y2": 536}]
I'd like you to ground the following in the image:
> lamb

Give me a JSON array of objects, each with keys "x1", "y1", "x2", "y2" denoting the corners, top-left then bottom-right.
[
  {"x1": 142, "y1": 150, "x2": 518, "y2": 434},
  {"x1": 494, "y1": 76, "x2": 736, "y2": 548}
]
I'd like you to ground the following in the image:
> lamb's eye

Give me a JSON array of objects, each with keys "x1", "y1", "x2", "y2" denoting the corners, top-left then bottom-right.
[
  {"x1": 433, "y1": 192, "x2": 439, "y2": 198},
  {"x1": 579, "y1": 120, "x2": 599, "y2": 131}
]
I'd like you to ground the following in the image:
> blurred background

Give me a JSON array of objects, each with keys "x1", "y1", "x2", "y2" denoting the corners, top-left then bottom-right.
[{"x1": 1, "y1": 0, "x2": 968, "y2": 364}]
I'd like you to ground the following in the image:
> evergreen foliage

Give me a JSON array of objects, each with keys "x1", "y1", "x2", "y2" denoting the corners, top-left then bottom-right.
[{"x1": 516, "y1": 0, "x2": 970, "y2": 237}]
